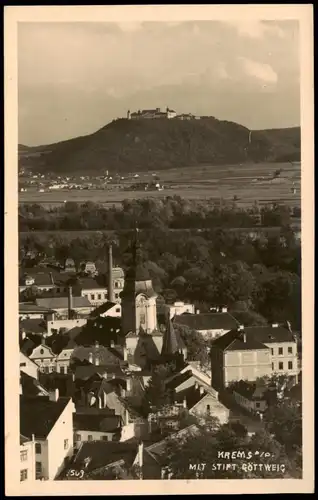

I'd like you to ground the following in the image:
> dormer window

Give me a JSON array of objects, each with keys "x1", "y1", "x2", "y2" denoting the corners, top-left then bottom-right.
[{"x1": 25, "y1": 276, "x2": 35, "y2": 286}]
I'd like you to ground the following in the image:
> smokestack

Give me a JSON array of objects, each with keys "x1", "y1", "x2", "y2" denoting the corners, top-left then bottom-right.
[
  {"x1": 68, "y1": 286, "x2": 73, "y2": 320},
  {"x1": 108, "y1": 244, "x2": 114, "y2": 303}
]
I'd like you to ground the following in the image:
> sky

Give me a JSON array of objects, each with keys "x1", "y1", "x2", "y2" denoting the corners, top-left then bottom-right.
[{"x1": 18, "y1": 20, "x2": 300, "y2": 146}]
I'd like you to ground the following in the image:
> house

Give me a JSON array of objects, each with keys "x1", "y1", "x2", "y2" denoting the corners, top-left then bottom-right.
[
  {"x1": 29, "y1": 343, "x2": 57, "y2": 373},
  {"x1": 73, "y1": 413, "x2": 121, "y2": 449},
  {"x1": 56, "y1": 344, "x2": 77, "y2": 374},
  {"x1": 20, "y1": 351, "x2": 39, "y2": 380},
  {"x1": 246, "y1": 324, "x2": 299, "y2": 381},
  {"x1": 20, "y1": 393, "x2": 75, "y2": 480},
  {"x1": 211, "y1": 326, "x2": 273, "y2": 391},
  {"x1": 19, "y1": 270, "x2": 56, "y2": 293},
  {"x1": 165, "y1": 301, "x2": 195, "y2": 319},
  {"x1": 19, "y1": 303, "x2": 55, "y2": 321},
  {"x1": 78, "y1": 278, "x2": 108, "y2": 306},
  {"x1": 35, "y1": 296, "x2": 94, "y2": 318},
  {"x1": 90, "y1": 301, "x2": 122, "y2": 319},
  {"x1": 174, "y1": 309, "x2": 239, "y2": 340},
  {"x1": 231, "y1": 380, "x2": 269, "y2": 414},
  {"x1": 20, "y1": 435, "x2": 36, "y2": 483},
  {"x1": 107, "y1": 266, "x2": 125, "y2": 304},
  {"x1": 47, "y1": 317, "x2": 88, "y2": 336},
  {"x1": 128, "y1": 107, "x2": 177, "y2": 120},
  {"x1": 64, "y1": 258, "x2": 76, "y2": 273},
  {"x1": 81, "y1": 261, "x2": 97, "y2": 276},
  {"x1": 20, "y1": 318, "x2": 47, "y2": 337},
  {"x1": 144, "y1": 424, "x2": 201, "y2": 479}
]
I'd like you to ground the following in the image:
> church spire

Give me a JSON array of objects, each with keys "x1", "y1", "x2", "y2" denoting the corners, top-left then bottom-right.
[{"x1": 162, "y1": 313, "x2": 180, "y2": 355}]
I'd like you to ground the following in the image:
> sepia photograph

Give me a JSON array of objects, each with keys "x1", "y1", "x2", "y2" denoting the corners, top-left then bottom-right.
[{"x1": 5, "y1": 4, "x2": 314, "y2": 496}]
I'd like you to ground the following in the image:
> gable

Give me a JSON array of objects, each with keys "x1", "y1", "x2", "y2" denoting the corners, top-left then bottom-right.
[{"x1": 30, "y1": 344, "x2": 55, "y2": 359}]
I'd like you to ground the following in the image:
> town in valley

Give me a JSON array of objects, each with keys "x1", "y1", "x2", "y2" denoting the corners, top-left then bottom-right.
[{"x1": 17, "y1": 18, "x2": 302, "y2": 484}]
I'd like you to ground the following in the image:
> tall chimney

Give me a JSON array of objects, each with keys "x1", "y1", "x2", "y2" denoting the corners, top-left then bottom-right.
[
  {"x1": 68, "y1": 286, "x2": 73, "y2": 319},
  {"x1": 108, "y1": 244, "x2": 114, "y2": 303}
]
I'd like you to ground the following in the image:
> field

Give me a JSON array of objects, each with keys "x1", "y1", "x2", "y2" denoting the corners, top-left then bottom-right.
[{"x1": 19, "y1": 162, "x2": 301, "y2": 209}]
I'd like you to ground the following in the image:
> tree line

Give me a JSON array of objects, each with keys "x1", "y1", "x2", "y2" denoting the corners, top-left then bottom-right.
[{"x1": 19, "y1": 197, "x2": 300, "y2": 232}]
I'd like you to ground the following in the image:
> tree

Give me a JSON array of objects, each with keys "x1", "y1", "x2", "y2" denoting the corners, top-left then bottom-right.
[
  {"x1": 19, "y1": 285, "x2": 41, "y2": 302},
  {"x1": 164, "y1": 421, "x2": 300, "y2": 479},
  {"x1": 173, "y1": 324, "x2": 210, "y2": 367},
  {"x1": 141, "y1": 364, "x2": 175, "y2": 415},
  {"x1": 263, "y1": 399, "x2": 302, "y2": 455}
]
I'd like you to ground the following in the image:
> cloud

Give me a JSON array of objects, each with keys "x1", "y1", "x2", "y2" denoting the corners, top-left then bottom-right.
[
  {"x1": 225, "y1": 20, "x2": 286, "y2": 39},
  {"x1": 239, "y1": 57, "x2": 278, "y2": 84}
]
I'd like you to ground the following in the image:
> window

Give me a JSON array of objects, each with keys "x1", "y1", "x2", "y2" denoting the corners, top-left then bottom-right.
[
  {"x1": 271, "y1": 348, "x2": 274, "y2": 355},
  {"x1": 288, "y1": 361, "x2": 293, "y2": 370},
  {"x1": 115, "y1": 308, "x2": 120, "y2": 313},
  {"x1": 20, "y1": 450, "x2": 28, "y2": 462},
  {"x1": 91, "y1": 294, "x2": 95, "y2": 301},
  {"x1": 140, "y1": 313, "x2": 146, "y2": 325},
  {"x1": 115, "y1": 293, "x2": 119, "y2": 299},
  {"x1": 115, "y1": 282, "x2": 119, "y2": 288},
  {"x1": 20, "y1": 362, "x2": 26, "y2": 367},
  {"x1": 44, "y1": 366, "x2": 49, "y2": 374},
  {"x1": 40, "y1": 349, "x2": 44, "y2": 355},
  {"x1": 60, "y1": 366, "x2": 65, "y2": 375},
  {"x1": 88, "y1": 435, "x2": 93, "y2": 441},
  {"x1": 20, "y1": 469, "x2": 28, "y2": 482},
  {"x1": 255, "y1": 402, "x2": 260, "y2": 409},
  {"x1": 102, "y1": 436, "x2": 109, "y2": 441},
  {"x1": 278, "y1": 347, "x2": 283, "y2": 355},
  {"x1": 64, "y1": 439, "x2": 69, "y2": 450},
  {"x1": 206, "y1": 404, "x2": 211, "y2": 414},
  {"x1": 98, "y1": 294, "x2": 102, "y2": 300},
  {"x1": 288, "y1": 347, "x2": 293, "y2": 354},
  {"x1": 272, "y1": 363, "x2": 274, "y2": 370},
  {"x1": 35, "y1": 443, "x2": 41, "y2": 454},
  {"x1": 75, "y1": 434, "x2": 81, "y2": 441},
  {"x1": 279, "y1": 362, "x2": 284, "y2": 370},
  {"x1": 36, "y1": 462, "x2": 42, "y2": 478}
]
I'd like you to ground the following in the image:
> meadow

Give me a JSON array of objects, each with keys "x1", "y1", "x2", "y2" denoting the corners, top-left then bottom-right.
[{"x1": 19, "y1": 161, "x2": 301, "y2": 209}]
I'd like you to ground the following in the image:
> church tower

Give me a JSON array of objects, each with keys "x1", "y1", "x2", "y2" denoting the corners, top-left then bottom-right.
[{"x1": 121, "y1": 229, "x2": 158, "y2": 336}]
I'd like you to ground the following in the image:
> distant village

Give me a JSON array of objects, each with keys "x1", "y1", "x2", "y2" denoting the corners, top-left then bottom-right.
[{"x1": 19, "y1": 233, "x2": 301, "y2": 481}]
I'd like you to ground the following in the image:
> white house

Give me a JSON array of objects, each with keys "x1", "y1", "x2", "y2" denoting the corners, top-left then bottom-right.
[
  {"x1": 165, "y1": 301, "x2": 195, "y2": 319},
  {"x1": 173, "y1": 309, "x2": 239, "y2": 340},
  {"x1": 20, "y1": 435, "x2": 36, "y2": 483},
  {"x1": 29, "y1": 344, "x2": 56, "y2": 373},
  {"x1": 20, "y1": 392, "x2": 75, "y2": 480}
]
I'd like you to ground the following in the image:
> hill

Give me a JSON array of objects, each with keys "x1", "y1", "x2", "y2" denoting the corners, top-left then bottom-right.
[{"x1": 18, "y1": 118, "x2": 301, "y2": 175}]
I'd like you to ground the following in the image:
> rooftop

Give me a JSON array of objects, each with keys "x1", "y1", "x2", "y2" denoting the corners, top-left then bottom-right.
[
  {"x1": 174, "y1": 312, "x2": 239, "y2": 331},
  {"x1": 20, "y1": 318, "x2": 47, "y2": 334},
  {"x1": 19, "y1": 302, "x2": 54, "y2": 314},
  {"x1": 36, "y1": 296, "x2": 92, "y2": 310},
  {"x1": 73, "y1": 414, "x2": 121, "y2": 433},
  {"x1": 73, "y1": 441, "x2": 138, "y2": 473},
  {"x1": 20, "y1": 371, "x2": 49, "y2": 397},
  {"x1": 231, "y1": 380, "x2": 268, "y2": 401},
  {"x1": 212, "y1": 328, "x2": 271, "y2": 352},
  {"x1": 20, "y1": 395, "x2": 71, "y2": 439}
]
